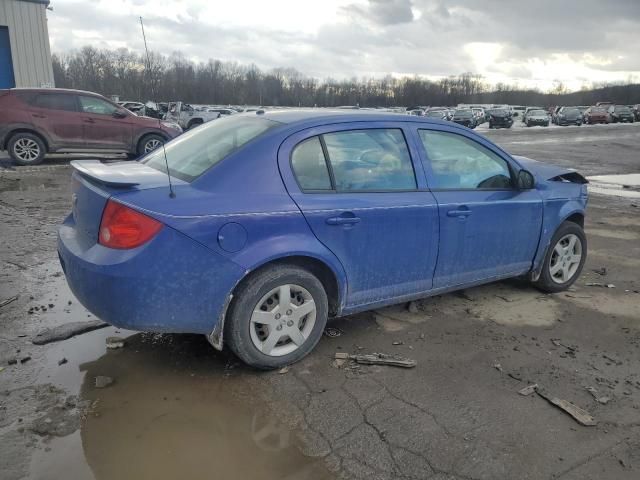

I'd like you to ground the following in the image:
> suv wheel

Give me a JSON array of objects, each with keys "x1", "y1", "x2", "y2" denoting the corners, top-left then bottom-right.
[
  {"x1": 225, "y1": 265, "x2": 328, "y2": 370},
  {"x1": 137, "y1": 134, "x2": 165, "y2": 157},
  {"x1": 8, "y1": 133, "x2": 46, "y2": 166},
  {"x1": 534, "y1": 221, "x2": 587, "y2": 293}
]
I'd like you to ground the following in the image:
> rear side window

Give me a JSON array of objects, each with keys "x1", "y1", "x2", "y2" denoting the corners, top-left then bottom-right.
[
  {"x1": 419, "y1": 130, "x2": 512, "y2": 190},
  {"x1": 143, "y1": 115, "x2": 279, "y2": 182},
  {"x1": 324, "y1": 129, "x2": 416, "y2": 191},
  {"x1": 291, "y1": 137, "x2": 332, "y2": 190},
  {"x1": 78, "y1": 96, "x2": 118, "y2": 115},
  {"x1": 31, "y1": 94, "x2": 77, "y2": 112}
]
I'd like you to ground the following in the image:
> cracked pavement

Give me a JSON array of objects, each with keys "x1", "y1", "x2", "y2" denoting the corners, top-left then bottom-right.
[{"x1": 1, "y1": 124, "x2": 639, "y2": 480}]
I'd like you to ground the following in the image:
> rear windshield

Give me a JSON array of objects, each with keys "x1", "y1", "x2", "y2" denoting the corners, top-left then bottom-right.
[
  {"x1": 454, "y1": 110, "x2": 473, "y2": 117},
  {"x1": 143, "y1": 115, "x2": 279, "y2": 182},
  {"x1": 530, "y1": 110, "x2": 546, "y2": 115}
]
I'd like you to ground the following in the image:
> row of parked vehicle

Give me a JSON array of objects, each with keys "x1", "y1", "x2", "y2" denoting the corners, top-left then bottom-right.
[{"x1": 408, "y1": 106, "x2": 515, "y2": 129}]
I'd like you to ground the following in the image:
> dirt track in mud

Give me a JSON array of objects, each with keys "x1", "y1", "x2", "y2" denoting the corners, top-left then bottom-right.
[{"x1": 1, "y1": 123, "x2": 639, "y2": 480}]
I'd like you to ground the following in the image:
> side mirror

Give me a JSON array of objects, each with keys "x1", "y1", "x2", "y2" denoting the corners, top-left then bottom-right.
[
  {"x1": 112, "y1": 109, "x2": 127, "y2": 119},
  {"x1": 517, "y1": 170, "x2": 535, "y2": 190}
]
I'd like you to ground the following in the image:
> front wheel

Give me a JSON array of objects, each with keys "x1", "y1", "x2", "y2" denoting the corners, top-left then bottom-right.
[
  {"x1": 137, "y1": 134, "x2": 165, "y2": 157},
  {"x1": 225, "y1": 265, "x2": 328, "y2": 369},
  {"x1": 534, "y1": 222, "x2": 587, "y2": 293}
]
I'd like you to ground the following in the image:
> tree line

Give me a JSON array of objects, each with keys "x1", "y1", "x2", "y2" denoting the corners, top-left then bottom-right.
[{"x1": 52, "y1": 46, "x2": 640, "y2": 107}]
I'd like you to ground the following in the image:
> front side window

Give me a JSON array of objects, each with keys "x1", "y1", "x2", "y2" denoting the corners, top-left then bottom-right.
[
  {"x1": 291, "y1": 137, "x2": 332, "y2": 190},
  {"x1": 78, "y1": 96, "x2": 118, "y2": 115},
  {"x1": 323, "y1": 129, "x2": 416, "y2": 191},
  {"x1": 143, "y1": 115, "x2": 279, "y2": 182},
  {"x1": 419, "y1": 130, "x2": 512, "y2": 190},
  {"x1": 31, "y1": 94, "x2": 77, "y2": 112}
]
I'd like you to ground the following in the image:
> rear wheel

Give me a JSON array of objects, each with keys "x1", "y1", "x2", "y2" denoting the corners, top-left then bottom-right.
[
  {"x1": 225, "y1": 265, "x2": 328, "y2": 369},
  {"x1": 8, "y1": 133, "x2": 46, "y2": 166},
  {"x1": 137, "y1": 134, "x2": 165, "y2": 157},
  {"x1": 534, "y1": 221, "x2": 587, "y2": 293}
]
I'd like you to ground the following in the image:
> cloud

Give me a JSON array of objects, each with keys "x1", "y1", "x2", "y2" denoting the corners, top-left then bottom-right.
[{"x1": 47, "y1": 0, "x2": 640, "y2": 91}]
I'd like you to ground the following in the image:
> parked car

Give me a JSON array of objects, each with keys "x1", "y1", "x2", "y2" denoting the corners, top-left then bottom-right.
[
  {"x1": 0, "y1": 88, "x2": 182, "y2": 166},
  {"x1": 584, "y1": 106, "x2": 609, "y2": 124},
  {"x1": 407, "y1": 109, "x2": 425, "y2": 116},
  {"x1": 522, "y1": 106, "x2": 545, "y2": 123},
  {"x1": 451, "y1": 109, "x2": 477, "y2": 128},
  {"x1": 164, "y1": 102, "x2": 224, "y2": 130},
  {"x1": 633, "y1": 105, "x2": 640, "y2": 121},
  {"x1": 57, "y1": 110, "x2": 589, "y2": 369},
  {"x1": 607, "y1": 105, "x2": 635, "y2": 123},
  {"x1": 471, "y1": 107, "x2": 486, "y2": 124},
  {"x1": 487, "y1": 108, "x2": 513, "y2": 128},
  {"x1": 118, "y1": 101, "x2": 146, "y2": 115},
  {"x1": 424, "y1": 110, "x2": 448, "y2": 120},
  {"x1": 511, "y1": 105, "x2": 526, "y2": 118},
  {"x1": 524, "y1": 109, "x2": 550, "y2": 127},
  {"x1": 555, "y1": 107, "x2": 583, "y2": 126}
]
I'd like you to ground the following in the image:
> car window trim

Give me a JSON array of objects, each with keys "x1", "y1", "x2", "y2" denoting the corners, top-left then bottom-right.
[
  {"x1": 416, "y1": 127, "x2": 517, "y2": 192},
  {"x1": 290, "y1": 127, "x2": 419, "y2": 194},
  {"x1": 30, "y1": 92, "x2": 79, "y2": 112}
]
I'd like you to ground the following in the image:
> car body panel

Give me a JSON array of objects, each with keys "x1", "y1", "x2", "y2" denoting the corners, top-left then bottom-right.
[{"x1": 57, "y1": 111, "x2": 588, "y2": 340}]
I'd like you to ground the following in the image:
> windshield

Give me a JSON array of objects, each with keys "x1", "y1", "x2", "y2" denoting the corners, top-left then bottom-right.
[
  {"x1": 454, "y1": 110, "x2": 473, "y2": 117},
  {"x1": 615, "y1": 106, "x2": 631, "y2": 113},
  {"x1": 489, "y1": 109, "x2": 508, "y2": 115},
  {"x1": 592, "y1": 107, "x2": 606, "y2": 113},
  {"x1": 564, "y1": 108, "x2": 579, "y2": 115},
  {"x1": 425, "y1": 111, "x2": 444, "y2": 117},
  {"x1": 530, "y1": 110, "x2": 547, "y2": 115},
  {"x1": 143, "y1": 115, "x2": 280, "y2": 182}
]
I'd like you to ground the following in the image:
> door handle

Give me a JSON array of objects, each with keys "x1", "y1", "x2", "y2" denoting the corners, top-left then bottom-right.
[
  {"x1": 447, "y1": 209, "x2": 472, "y2": 218},
  {"x1": 326, "y1": 215, "x2": 361, "y2": 226},
  {"x1": 31, "y1": 114, "x2": 46, "y2": 118}
]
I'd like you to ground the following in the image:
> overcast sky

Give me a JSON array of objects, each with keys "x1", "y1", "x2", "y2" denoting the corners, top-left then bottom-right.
[{"x1": 47, "y1": 0, "x2": 640, "y2": 92}]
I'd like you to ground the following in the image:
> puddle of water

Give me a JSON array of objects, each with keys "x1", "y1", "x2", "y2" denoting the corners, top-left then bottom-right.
[
  {"x1": 26, "y1": 284, "x2": 333, "y2": 480},
  {"x1": 587, "y1": 174, "x2": 640, "y2": 199}
]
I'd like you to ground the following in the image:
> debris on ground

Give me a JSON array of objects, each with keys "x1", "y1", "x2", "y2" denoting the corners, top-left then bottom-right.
[
  {"x1": 105, "y1": 336, "x2": 125, "y2": 349},
  {"x1": 0, "y1": 366, "x2": 4, "y2": 373},
  {"x1": 602, "y1": 354, "x2": 623, "y2": 366},
  {"x1": 585, "y1": 282, "x2": 616, "y2": 288},
  {"x1": 94, "y1": 376, "x2": 114, "y2": 388},
  {"x1": 495, "y1": 295, "x2": 514, "y2": 303},
  {"x1": 278, "y1": 366, "x2": 289, "y2": 375},
  {"x1": 592, "y1": 267, "x2": 607, "y2": 276},
  {"x1": 493, "y1": 362, "x2": 503, "y2": 372},
  {"x1": 20, "y1": 356, "x2": 31, "y2": 364},
  {"x1": 7, "y1": 358, "x2": 18, "y2": 365},
  {"x1": 392, "y1": 341, "x2": 404, "y2": 346},
  {"x1": 0, "y1": 295, "x2": 18, "y2": 308},
  {"x1": 536, "y1": 389, "x2": 597, "y2": 426},
  {"x1": 585, "y1": 386, "x2": 611, "y2": 405},
  {"x1": 565, "y1": 293, "x2": 593, "y2": 299},
  {"x1": 518, "y1": 384, "x2": 538, "y2": 396},
  {"x1": 323, "y1": 327, "x2": 342, "y2": 338},
  {"x1": 32, "y1": 320, "x2": 108, "y2": 345},
  {"x1": 58, "y1": 358, "x2": 68, "y2": 366},
  {"x1": 334, "y1": 352, "x2": 416, "y2": 368}
]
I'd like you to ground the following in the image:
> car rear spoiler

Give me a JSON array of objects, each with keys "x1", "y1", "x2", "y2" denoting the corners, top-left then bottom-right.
[{"x1": 71, "y1": 160, "x2": 187, "y2": 189}]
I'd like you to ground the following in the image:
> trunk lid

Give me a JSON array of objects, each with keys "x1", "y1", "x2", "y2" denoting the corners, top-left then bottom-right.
[{"x1": 69, "y1": 160, "x2": 185, "y2": 244}]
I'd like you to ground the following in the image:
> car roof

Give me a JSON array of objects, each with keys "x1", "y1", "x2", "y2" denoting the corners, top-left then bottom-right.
[
  {"x1": 252, "y1": 109, "x2": 457, "y2": 128},
  {"x1": 9, "y1": 87, "x2": 106, "y2": 97}
]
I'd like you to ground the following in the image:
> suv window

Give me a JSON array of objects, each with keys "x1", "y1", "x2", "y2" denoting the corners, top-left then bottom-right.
[
  {"x1": 291, "y1": 137, "x2": 332, "y2": 190},
  {"x1": 31, "y1": 93, "x2": 77, "y2": 112},
  {"x1": 78, "y1": 96, "x2": 118, "y2": 115},
  {"x1": 419, "y1": 130, "x2": 512, "y2": 190},
  {"x1": 323, "y1": 129, "x2": 416, "y2": 191}
]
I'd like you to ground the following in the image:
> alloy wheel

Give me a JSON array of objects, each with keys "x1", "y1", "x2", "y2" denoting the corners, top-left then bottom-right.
[
  {"x1": 249, "y1": 284, "x2": 316, "y2": 357},
  {"x1": 144, "y1": 138, "x2": 162, "y2": 153},
  {"x1": 549, "y1": 234, "x2": 582, "y2": 284},
  {"x1": 13, "y1": 138, "x2": 40, "y2": 162}
]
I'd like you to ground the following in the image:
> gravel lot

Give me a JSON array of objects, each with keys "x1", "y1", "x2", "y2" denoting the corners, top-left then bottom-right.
[{"x1": 1, "y1": 122, "x2": 639, "y2": 480}]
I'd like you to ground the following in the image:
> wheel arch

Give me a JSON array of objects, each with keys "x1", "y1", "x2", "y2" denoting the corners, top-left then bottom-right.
[
  {"x1": 4, "y1": 128, "x2": 50, "y2": 151},
  {"x1": 208, "y1": 252, "x2": 347, "y2": 351},
  {"x1": 134, "y1": 129, "x2": 169, "y2": 151}
]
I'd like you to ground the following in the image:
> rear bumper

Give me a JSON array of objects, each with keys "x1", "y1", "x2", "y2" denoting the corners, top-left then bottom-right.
[{"x1": 57, "y1": 214, "x2": 245, "y2": 334}]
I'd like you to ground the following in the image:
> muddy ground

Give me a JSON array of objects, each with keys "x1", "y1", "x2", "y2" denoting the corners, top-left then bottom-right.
[{"x1": 1, "y1": 123, "x2": 639, "y2": 480}]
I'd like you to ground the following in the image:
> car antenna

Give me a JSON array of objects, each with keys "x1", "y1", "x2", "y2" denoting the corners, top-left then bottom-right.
[{"x1": 140, "y1": 16, "x2": 175, "y2": 198}]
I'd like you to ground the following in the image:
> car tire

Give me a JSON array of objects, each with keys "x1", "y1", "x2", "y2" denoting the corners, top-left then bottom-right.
[
  {"x1": 534, "y1": 221, "x2": 587, "y2": 293},
  {"x1": 225, "y1": 264, "x2": 329, "y2": 370},
  {"x1": 526, "y1": 121, "x2": 531, "y2": 127},
  {"x1": 7, "y1": 132, "x2": 46, "y2": 166},
  {"x1": 137, "y1": 134, "x2": 165, "y2": 157}
]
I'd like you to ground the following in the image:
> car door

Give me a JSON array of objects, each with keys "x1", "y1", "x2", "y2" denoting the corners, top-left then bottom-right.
[
  {"x1": 415, "y1": 126, "x2": 543, "y2": 289},
  {"x1": 77, "y1": 95, "x2": 133, "y2": 150},
  {"x1": 26, "y1": 93, "x2": 84, "y2": 147},
  {"x1": 278, "y1": 122, "x2": 439, "y2": 308}
]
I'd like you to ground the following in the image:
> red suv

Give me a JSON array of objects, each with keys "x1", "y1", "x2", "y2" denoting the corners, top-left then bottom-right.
[{"x1": 0, "y1": 88, "x2": 182, "y2": 165}]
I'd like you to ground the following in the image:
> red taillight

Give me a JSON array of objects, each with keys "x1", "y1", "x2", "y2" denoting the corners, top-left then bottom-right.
[{"x1": 98, "y1": 200, "x2": 163, "y2": 249}]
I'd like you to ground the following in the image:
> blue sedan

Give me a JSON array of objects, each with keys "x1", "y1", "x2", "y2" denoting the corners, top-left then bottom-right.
[{"x1": 58, "y1": 110, "x2": 589, "y2": 369}]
